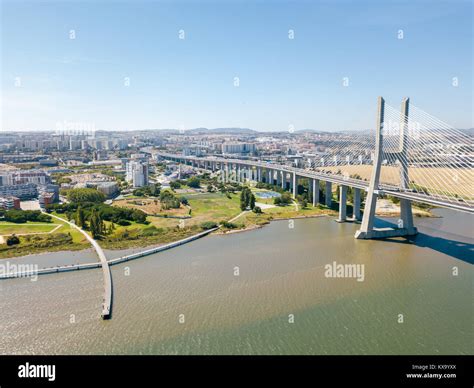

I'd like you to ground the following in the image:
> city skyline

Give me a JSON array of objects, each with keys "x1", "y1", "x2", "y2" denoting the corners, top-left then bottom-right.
[{"x1": 1, "y1": 0, "x2": 472, "y2": 132}]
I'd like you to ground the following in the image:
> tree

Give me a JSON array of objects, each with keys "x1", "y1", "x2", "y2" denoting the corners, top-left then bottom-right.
[
  {"x1": 4, "y1": 210, "x2": 52, "y2": 224},
  {"x1": 170, "y1": 181, "x2": 181, "y2": 190},
  {"x1": 187, "y1": 176, "x2": 201, "y2": 188},
  {"x1": 160, "y1": 189, "x2": 181, "y2": 210},
  {"x1": 240, "y1": 187, "x2": 255, "y2": 210},
  {"x1": 253, "y1": 206, "x2": 262, "y2": 214},
  {"x1": 76, "y1": 206, "x2": 86, "y2": 228},
  {"x1": 67, "y1": 188, "x2": 105, "y2": 203},
  {"x1": 89, "y1": 208, "x2": 104, "y2": 239},
  {"x1": 249, "y1": 193, "x2": 256, "y2": 210},
  {"x1": 149, "y1": 183, "x2": 161, "y2": 197},
  {"x1": 240, "y1": 188, "x2": 249, "y2": 210}
]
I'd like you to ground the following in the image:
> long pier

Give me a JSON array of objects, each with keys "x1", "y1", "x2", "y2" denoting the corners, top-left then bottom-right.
[
  {"x1": 46, "y1": 213, "x2": 113, "y2": 320},
  {"x1": 0, "y1": 227, "x2": 218, "y2": 319}
]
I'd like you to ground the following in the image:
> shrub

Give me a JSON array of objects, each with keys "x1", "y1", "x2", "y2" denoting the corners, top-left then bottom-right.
[
  {"x1": 6, "y1": 234, "x2": 20, "y2": 246},
  {"x1": 201, "y1": 221, "x2": 218, "y2": 230},
  {"x1": 280, "y1": 192, "x2": 292, "y2": 205},
  {"x1": 220, "y1": 221, "x2": 238, "y2": 229},
  {"x1": 160, "y1": 189, "x2": 181, "y2": 210},
  {"x1": 170, "y1": 181, "x2": 181, "y2": 190}
]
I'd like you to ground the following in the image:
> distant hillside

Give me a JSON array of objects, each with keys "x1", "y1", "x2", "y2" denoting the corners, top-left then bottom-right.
[
  {"x1": 459, "y1": 128, "x2": 474, "y2": 136},
  {"x1": 186, "y1": 127, "x2": 258, "y2": 135}
]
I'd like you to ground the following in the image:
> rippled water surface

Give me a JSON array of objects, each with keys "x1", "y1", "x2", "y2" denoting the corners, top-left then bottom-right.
[{"x1": 1, "y1": 209, "x2": 472, "y2": 354}]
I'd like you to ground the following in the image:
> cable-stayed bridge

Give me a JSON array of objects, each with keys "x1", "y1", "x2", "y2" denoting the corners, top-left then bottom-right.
[{"x1": 158, "y1": 97, "x2": 473, "y2": 239}]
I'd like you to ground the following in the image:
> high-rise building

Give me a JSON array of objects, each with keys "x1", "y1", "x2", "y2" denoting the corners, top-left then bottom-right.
[
  {"x1": 222, "y1": 142, "x2": 257, "y2": 155},
  {"x1": 126, "y1": 161, "x2": 149, "y2": 187}
]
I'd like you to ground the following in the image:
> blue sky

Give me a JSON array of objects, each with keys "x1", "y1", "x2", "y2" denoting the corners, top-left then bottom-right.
[{"x1": 1, "y1": 0, "x2": 472, "y2": 132}]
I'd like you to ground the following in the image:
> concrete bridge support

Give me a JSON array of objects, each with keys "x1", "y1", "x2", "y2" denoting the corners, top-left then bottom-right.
[
  {"x1": 325, "y1": 181, "x2": 332, "y2": 207},
  {"x1": 312, "y1": 179, "x2": 320, "y2": 206},
  {"x1": 292, "y1": 173, "x2": 297, "y2": 197},
  {"x1": 337, "y1": 185, "x2": 347, "y2": 222},
  {"x1": 352, "y1": 188, "x2": 362, "y2": 221},
  {"x1": 355, "y1": 96, "x2": 417, "y2": 239},
  {"x1": 400, "y1": 199, "x2": 417, "y2": 234}
]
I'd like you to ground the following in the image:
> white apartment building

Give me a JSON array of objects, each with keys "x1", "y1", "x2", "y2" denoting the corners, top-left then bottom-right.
[
  {"x1": 222, "y1": 142, "x2": 257, "y2": 154},
  {"x1": 126, "y1": 161, "x2": 149, "y2": 187}
]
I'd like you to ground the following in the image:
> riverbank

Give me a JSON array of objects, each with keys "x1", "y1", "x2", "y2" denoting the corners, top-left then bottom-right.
[
  {"x1": 1, "y1": 204, "x2": 435, "y2": 261},
  {"x1": 1, "y1": 190, "x2": 434, "y2": 260},
  {"x1": 375, "y1": 198, "x2": 435, "y2": 217}
]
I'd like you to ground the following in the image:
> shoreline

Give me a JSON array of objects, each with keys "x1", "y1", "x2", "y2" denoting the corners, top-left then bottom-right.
[{"x1": 2, "y1": 207, "x2": 435, "y2": 262}]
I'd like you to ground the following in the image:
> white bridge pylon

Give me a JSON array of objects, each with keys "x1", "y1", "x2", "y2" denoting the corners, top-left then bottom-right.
[{"x1": 355, "y1": 97, "x2": 418, "y2": 239}]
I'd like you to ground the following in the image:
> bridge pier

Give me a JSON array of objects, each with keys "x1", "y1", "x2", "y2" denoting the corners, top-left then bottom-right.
[
  {"x1": 312, "y1": 179, "x2": 320, "y2": 206},
  {"x1": 400, "y1": 198, "x2": 417, "y2": 234},
  {"x1": 220, "y1": 166, "x2": 225, "y2": 183},
  {"x1": 336, "y1": 185, "x2": 347, "y2": 222},
  {"x1": 292, "y1": 173, "x2": 297, "y2": 197},
  {"x1": 351, "y1": 188, "x2": 362, "y2": 221},
  {"x1": 325, "y1": 181, "x2": 332, "y2": 207}
]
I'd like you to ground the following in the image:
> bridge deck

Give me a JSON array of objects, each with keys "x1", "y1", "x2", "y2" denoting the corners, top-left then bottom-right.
[{"x1": 158, "y1": 152, "x2": 474, "y2": 214}]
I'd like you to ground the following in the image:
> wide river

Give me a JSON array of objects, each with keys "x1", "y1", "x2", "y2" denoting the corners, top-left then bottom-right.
[{"x1": 0, "y1": 209, "x2": 472, "y2": 355}]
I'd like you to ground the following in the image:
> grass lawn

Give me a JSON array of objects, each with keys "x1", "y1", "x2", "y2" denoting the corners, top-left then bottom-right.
[
  {"x1": 145, "y1": 192, "x2": 242, "y2": 229},
  {"x1": 0, "y1": 215, "x2": 89, "y2": 259},
  {"x1": 0, "y1": 222, "x2": 59, "y2": 235},
  {"x1": 185, "y1": 192, "x2": 241, "y2": 225},
  {"x1": 49, "y1": 212, "x2": 89, "y2": 244}
]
